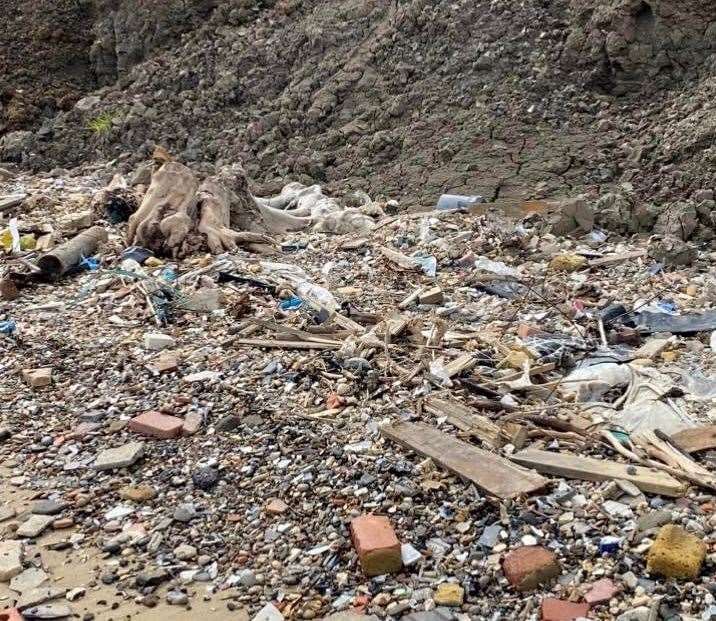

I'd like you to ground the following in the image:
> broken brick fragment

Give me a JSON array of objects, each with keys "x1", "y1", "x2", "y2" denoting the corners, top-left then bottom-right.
[
  {"x1": 502, "y1": 546, "x2": 561, "y2": 591},
  {"x1": 350, "y1": 515, "x2": 402, "y2": 576},
  {"x1": 128, "y1": 411, "x2": 183, "y2": 439},
  {"x1": 584, "y1": 577, "x2": 618, "y2": 605},
  {"x1": 541, "y1": 598, "x2": 590, "y2": 621}
]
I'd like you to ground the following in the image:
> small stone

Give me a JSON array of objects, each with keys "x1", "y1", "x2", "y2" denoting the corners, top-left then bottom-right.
[
  {"x1": 183, "y1": 370, "x2": 221, "y2": 383},
  {"x1": 433, "y1": 583, "x2": 464, "y2": 607},
  {"x1": 143, "y1": 332, "x2": 175, "y2": 351},
  {"x1": 646, "y1": 524, "x2": 706, "y2": 580},
  {"x1": 128, "y1": 411, "x2": 183, "y2": 439},
  {"x1": 152, "y1": 352, "x2": 179, "y2": 374},
  {"x1": 10, "y1": 568, "x2": 48, "y2": 593},
  {"x1": 350, "y1": 515, "x2": 402, "y2": 576},
  {"x1": 502, "y1": 546, "x2": 561, "y2": 591},
  {"x1": 119, "y1": 485, "x2": 156, "y2": 502},
  {"x1": 16, "y1": 515, "x2": 55, "y2": 538},
  {"x1": 252, "y1": 602, "x2": 284, "y2": 621},
  {"x1": 648, "y1": 235, "x2": 697, "y2": 267},
  {"x1": 166, "y1": 590, "x2": 188, "y2": 606},
  {"x1": 540, "y1": 598, "x2": 590, "y2": 621},
  {"x1": 173, "y1": 504, "x2": 197, "y2": 523},
  {"x1": 22, "y1": 368, "x2": 53, "y2": 388},
  {"x1": 192, "y1": 467, "x2": 219, "y2": 490},
  {"x1": 236, "y1": 569, "x2": 257, "y2": 587},
  {"x1": 0, "y1": 541, "x2": 23, "y2": 582},
  {"x1": 30, "y1": 500, "x2": 67, "y2": 516},
  {"x1": 182, "y1": 412, "x2": 202, "y2": 435},
  {"x1": 478, "y1": 523, "x2": 502, "y2": 548},
  {"x1": 103, "y1": 505, "x2": 134, "y2": 521},
  {"x1": 93, "y1": 442, "x2": 144, "y2": 470},
  {"x1": 400, "y1": 543, "x2": 422, "y2": 566},
  {"x1": 265, "y1": 498, "x2": 289, "y2": 515},
  {"x1": 0, "y1": 506, "x2": 17, "y2": 522},
  {"x1": 174, "y1": 544, "x2": 197, "y2": 561},
  {"x1": 615, "y1": 607, "x2": 651, "y2": 621},
  {"x1": 135, "y1": 568, "x2": 170, "y2": 587},
  {"x1": 215, "y1": 414, "x2": 241, "y2": 432},
  {"x1": 584, "y1": 578, "x2": 619, "y2": 604},
  {"x1": 418, "y1": 286, "x2": 443, "y2": 305}
]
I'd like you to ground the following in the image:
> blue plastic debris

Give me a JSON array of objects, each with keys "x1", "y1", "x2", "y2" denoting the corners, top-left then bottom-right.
[
  {"x1": 599, "y1": 536, "x2": 621, "y2": 554},
  {"x1": 279, "y1": 296, "x2": 303, "y2": 311},
  {"x1": 79, "y1": 255, "x2": 100, "y2": 271},
  {"x1": 161, "y1": 267, "x2": 177, "y2": 282},
  {"x1": 0, "y1": 320, "x2": 16, "y2": 335},
  {"x1": 656, "y1": 299, "x2": 678, "y2": 314}
]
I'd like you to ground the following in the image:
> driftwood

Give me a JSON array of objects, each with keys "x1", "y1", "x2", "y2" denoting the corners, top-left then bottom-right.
[
  {"x1": 37, "y1": 226, "x2": 108, "y2": 279},
  {"x1": 126, "y1": 161, "x2": 380, "y2": 258}
]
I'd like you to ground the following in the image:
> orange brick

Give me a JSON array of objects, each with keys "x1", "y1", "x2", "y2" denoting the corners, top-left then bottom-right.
[
  {"x1": 541, "y1": 598, "x2": 590, "y2": 621},
  {"x1": 350, "y1": 515, "x2": 402, "y2": 576},
  {"x1": 502, "y1": 546, "x2": 561, "y2": 591},
  {"x1": 128, "y1": 411, "x2": 183, "y2": 439}
]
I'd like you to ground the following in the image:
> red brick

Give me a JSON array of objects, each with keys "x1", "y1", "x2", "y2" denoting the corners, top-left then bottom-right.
[
  {"x1": 128, "y1": 411, "x2": 183, "y2": 439},
  {"x1": 0, "y1": 608, "x2": 24, "y2": 621},
  {"x1": 541, "y1": 598, "x2": 590, "y2": 621},
  {"x1": 584, "y1": 578, "x2": 618, "y2": 605},
  {"x1": 350, "y1": 515, "x2": 402, "y2": 576},
  {"x1": 502, "y1": 546, "x2": 561, "y2": 591}
]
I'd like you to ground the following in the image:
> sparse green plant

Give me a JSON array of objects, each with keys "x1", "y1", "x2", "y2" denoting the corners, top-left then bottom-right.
[{"x1": 87, "y1": 112, "x2": 115, "y2": 136}]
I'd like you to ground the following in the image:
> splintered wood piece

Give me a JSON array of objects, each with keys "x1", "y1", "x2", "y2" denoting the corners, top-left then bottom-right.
[
  {"x1": 424, "y1": 396, "x2": 526, "y2": 448},
  {"x1": 381, "y1": 421, "x2": 547, "y2": 500},
  {"x1": 511, "y1": 448, "x2": 686, "y2": 497},
  {"x1": 670, "y1": 426, "x2": 716, "y2": 454}
]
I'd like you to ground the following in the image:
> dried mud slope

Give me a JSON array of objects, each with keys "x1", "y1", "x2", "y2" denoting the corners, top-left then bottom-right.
[{"x1": 2, "y1": 0, "x2": 716, "y2": 209}]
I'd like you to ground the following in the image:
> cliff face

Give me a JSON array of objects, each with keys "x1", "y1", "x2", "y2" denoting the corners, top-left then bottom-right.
[{"x1": 1, "y1": 0, "x2": 715, "y2": 210}]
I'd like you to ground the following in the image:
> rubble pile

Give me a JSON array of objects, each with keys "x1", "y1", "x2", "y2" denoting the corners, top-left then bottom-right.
[{"x1": 1, "y1": 165, "x2": 716, "y2": 620}]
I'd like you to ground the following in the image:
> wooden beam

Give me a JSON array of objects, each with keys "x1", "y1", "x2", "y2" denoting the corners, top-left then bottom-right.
[
  {"x1": 232, "y1": 338, "x2": 340, "y2": 350},
  {"x1": 381, "y1": 421, "x2": 547, "y2": 500},
  {"x1": 511, "y1": 448, "x2": 686, "y2": 497},
  {"x1": 670, "y1": 426, "x2": 716, "y2": 454}
]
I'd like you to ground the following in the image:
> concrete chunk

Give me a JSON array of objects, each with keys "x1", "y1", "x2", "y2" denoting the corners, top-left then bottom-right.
[
  {"x1": 16, "y1": 515, "x2": 55, "y2": 538},
  {"x1": 0, "y1": 540, "x2": 23, "y2": 582},
  {"x1": 93, "y1": 442, "x2": 145, "y2": 471}
]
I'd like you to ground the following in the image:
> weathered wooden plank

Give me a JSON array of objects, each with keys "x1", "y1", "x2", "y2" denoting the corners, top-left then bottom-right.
[
  {"x1": 424, "y1": 397, "x2": 526, "y2": 448},
  {"x1": 380, "y1": 421, "x2": 547, "y2": 500},
  {"x1": 670, "y1": 426, "x2": 716, "y2": 454},
  {"x1": 443, "y1": 354, "x2": 477, "y2": 378},
  {"x1": 511, "y1": 448, "x2": 685, "y2": 497}
]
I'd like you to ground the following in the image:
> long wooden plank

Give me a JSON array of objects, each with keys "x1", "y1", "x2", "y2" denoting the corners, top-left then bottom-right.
[
  {"x1": 511, "y1": 448, "x2": 685, "y2": 497},
  {"x1": 670, "y1": 426, "x2": 716, "y2": 454},
  {"x1": 380, "y1": 422, "x2": 547, "y2": 500}
]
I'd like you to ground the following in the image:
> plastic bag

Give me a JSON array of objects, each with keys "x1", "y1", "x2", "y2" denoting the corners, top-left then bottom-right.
[{"x1": 474, "y1": 257, "x2": 518, "y2": 277}]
